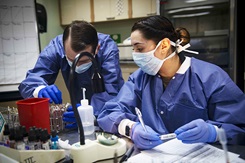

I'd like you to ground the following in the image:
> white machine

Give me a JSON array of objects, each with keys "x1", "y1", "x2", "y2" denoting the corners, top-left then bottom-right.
[{"x1": 70, "y1": 134, "x2": 127, "y2": 162}]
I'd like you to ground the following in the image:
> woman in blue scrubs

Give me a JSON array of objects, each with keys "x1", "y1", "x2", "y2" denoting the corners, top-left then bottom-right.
[{"x1": 97, "y1": 15, "x2": 245, "y2": 150}]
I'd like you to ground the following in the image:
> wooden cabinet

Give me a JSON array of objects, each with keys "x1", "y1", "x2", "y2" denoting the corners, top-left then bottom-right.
[
  {"x1": 93, "y1": 0, "x2": 129, "y2": 22},
  {"x1": 59, "y1": 0, "x2": 158, "y2": 24},
  {"x1": 75, "y1": 0, "x2": 91, "y2": 22},
  {"x1": 60, "y1": 0, "x2": 91, "y2": 25},
  {"x1": 131, "y1": 0, "x2": 157, "y2": 18},
  {"x1": 60, "y1": 0, "x2": 76, "y2": 25}
]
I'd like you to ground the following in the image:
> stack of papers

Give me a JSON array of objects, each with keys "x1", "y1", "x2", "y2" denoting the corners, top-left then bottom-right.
[{"x1": 127, "y1": 138, "x2": 245, "y2": 163}]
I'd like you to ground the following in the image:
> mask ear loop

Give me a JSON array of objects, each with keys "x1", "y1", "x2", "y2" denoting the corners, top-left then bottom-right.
[{"x1": 171, "y1": 39, "x2": 199, "y2": 55}]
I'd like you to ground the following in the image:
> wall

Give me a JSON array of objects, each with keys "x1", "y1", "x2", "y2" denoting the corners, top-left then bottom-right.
[{"x1": 36, "y1": 0, "x2": 63, "y2": 50}]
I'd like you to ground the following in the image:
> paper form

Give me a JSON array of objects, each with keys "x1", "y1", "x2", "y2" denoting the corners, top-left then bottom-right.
[{"x1": 127, "y1": 138, "x2": 245, "y2": 163}]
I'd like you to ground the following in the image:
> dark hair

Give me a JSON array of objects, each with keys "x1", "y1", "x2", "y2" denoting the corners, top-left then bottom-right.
[
  {"x1": 175, "y1": 27, "x2": 190, "y2": 45},
  {"x1": 131, "y1": 15, "x2": 190, "y2": 46},
  {"x1": 63, "y1": 20, "x2": 98, "y2": 53}
]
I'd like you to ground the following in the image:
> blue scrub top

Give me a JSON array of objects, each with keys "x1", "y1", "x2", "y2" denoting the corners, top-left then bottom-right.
[
  {"x1": 97, "y1": 56, "x2": 245, "y2": 145},
  {"x1": 18, "y1": 33, "x2": 124, "y2": 116}
]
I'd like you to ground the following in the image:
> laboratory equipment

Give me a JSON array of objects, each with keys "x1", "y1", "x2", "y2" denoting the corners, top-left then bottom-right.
[
  {"x1": 71, "y1": 137, "x2": 126, "y2": 162},
  {"x1": 97, "y1": 132, "x2": 118, "y2": 146},
  {"x1": 0, "y1": 106, "x2": 19, "y2": 128},
  {"x1": 49, "y1": 103, "x2": 66, "y2": 132},
  {"x1": 68, "y1": 52, "x2": 126, "y2": 162},
  {"x1": 159, "y1": 133, "x2": 176, "y2": 140},
  {"x1": 77, "y1": 88, "x2": 94, "y2": 135},
  {"x1": 50, "y1": 130, "x2": 59, "y2": 149}
]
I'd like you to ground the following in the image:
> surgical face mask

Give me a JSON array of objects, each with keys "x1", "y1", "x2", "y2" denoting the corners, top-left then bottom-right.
[
  {"x1": 132, "y1": 41, "x2": 176, "y2": 76},
  {"x1": 66, "y1": 57, "x2": 92, "y2": 74}
]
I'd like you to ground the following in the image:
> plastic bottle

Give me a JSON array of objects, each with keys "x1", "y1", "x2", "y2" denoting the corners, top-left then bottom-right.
[{"x1": 78, "y1": 88, "x2": 95, "y2": 135}]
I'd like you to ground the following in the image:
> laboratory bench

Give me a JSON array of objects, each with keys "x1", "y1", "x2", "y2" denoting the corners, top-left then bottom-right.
[{"x1": 1, "y1": 126, "x2": 244, "y2": 163}]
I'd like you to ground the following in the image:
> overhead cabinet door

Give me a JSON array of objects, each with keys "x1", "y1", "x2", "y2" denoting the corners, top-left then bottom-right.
[
  {"x1": 132, "y1": 0, "x2": 157, "y2": 18},
  {"x1": 60, "y1": 0, "x2": 91, "y2": 25},
  {"x1": 93, "y1": 0, "x2": 128, "y2": 22}
]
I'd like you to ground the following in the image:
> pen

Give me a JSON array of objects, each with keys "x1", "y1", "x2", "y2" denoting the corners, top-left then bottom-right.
[
  {"x1": 119, "y1": 145, "x2": 135, "y2": 163},
  {"x1": 159, "y1": 133, "x2": 176, "y2": 140},
  {"x1": 135, "y1": 107, "x2": 147, "y2": 132}
]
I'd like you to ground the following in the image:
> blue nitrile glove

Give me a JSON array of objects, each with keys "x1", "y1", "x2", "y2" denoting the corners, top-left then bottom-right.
[
  {"x1": 62, "y1": 104, "x2": 81, "y2": 129},
  {"x1": 38, "y1": 85, "x2": 62, "y2": 104},
  {"x1": 174, "y1": 119, "x2": 217, "y2": 144},
  {"x1": 131, "y1": 122, "x2": 162, "y2": 150}
]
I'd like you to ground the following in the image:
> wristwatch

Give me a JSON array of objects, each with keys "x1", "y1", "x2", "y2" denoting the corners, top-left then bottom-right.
[
  {"x1": 118, "y1": 119, "x2": 136, "y2": 138},
  {"x1": 125, "y1": 125, "x2": 130, "y2": 137},
  {"x1": 125, "y1": 122, "x2": 135, "y2": 137}
]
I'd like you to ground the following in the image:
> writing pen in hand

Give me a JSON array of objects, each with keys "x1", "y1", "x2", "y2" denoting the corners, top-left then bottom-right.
[
  {"x1": 119, "y1": 145, "x2": 135, "y2": 163},
  {"x1": 135, "y1": 107, "x2": 147, "y2": 132}
]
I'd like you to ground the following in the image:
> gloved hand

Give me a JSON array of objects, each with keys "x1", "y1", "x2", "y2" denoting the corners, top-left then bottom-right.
[
  {"x1": 62, "y1": 104, "x2": 81, "y2": 129},
  {"x1": 38, "y1": 85, "x2": 62, "y2": 104},
  {"x1": 174, "y1": 119, "x2": 217, "y2": 144},
  {"x1": 131, "y1": 122, "x2": 162, "y2": 150}
]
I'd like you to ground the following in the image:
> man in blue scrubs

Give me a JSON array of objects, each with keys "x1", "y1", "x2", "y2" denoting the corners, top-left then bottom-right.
[
  {"x1": 97, "y1": 16, "x2": 245, "y2": 150},
  {"x1": 18, "y1": 20, "x2": 124, "y2": 120}
]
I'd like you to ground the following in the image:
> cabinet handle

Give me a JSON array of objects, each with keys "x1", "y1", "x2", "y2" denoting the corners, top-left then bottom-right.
[
  {"x1": 147, "y1": 12, "x2": 157, "y2": 16},
  {"x1": 106, "y1": 17, "x2": 115, "y2": 20}
]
